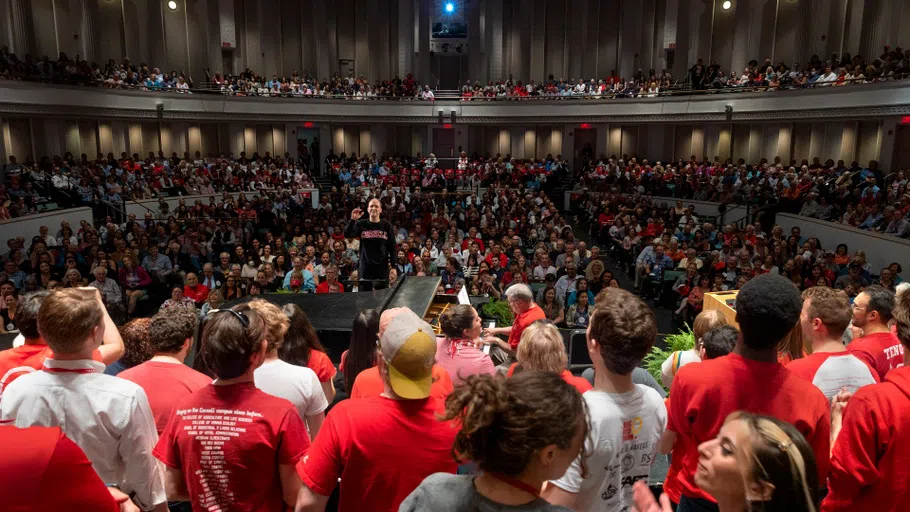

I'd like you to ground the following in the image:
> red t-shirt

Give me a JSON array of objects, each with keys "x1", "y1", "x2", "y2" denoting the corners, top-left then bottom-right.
[
  {"x1": 1, "y1": 426, "x2": 118, "y2": 511},
  {"x1": 154, "y1": 382, "x2": 310, "y2": 512},
  {"x1": 183, "y1": 284, "x2": 210, "y2": 303},
  {"x1": 662, "y1": 396, "x2": 688, "y2": 504},
  {"x1": 297, "y1": 396, "x2": 457, "y2": 512},
  {"x1": 847, "y1": 332, "x2": 905, "y2": 381},
  {"x1": 506, "y1": 364, "x2": 592, "y2": 394},
  {"x1": 669, "y1": 353, "x2": 830, "y2": 502},
  {"x1": 350, "y1": 365, "x2": 453, "y2": 403},
  {"x1": 118, "y1": 360, "x2": 212, "y2": 434},
  {"x1": 508, "y1": 304, "x2": 547, "y2": 350},
  {"x1": 0, "y1": 344, "x2": 102, "y2": 399},
  {"x1": 315, "y1": 281, "x2": 345, "y2": 294},
  {"x1": 306, "y1": 350, "x2": 337, "y2": 383}
]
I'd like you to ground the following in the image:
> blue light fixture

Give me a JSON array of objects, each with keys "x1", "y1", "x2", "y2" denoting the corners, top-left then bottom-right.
[{"x1": 445, "y1": 2, "x2": 455, "y2": 14}]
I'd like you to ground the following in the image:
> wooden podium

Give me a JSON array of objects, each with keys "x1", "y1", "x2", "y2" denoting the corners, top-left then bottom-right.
[{"x1": 704, "y1": 290, "x2": 739, "y2": 328}]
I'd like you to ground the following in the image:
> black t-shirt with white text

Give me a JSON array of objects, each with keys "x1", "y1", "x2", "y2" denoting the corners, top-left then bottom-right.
[{"x1": 344, "y1": 218, "x2": 396, "y2": 280}]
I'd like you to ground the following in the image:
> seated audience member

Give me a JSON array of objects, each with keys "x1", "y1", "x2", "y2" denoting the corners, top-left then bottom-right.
[
  {"x1": 220, "y1": 274, "x2": 246, "y2": 301},
  {"x1": 119, "y1": 256, "x2": 152, "y2": 317},
  {"x1": 279, "y1": 304, "x2": 337, "y2": 402},
  {"x1": 103, "y1": 317, "x2": 154, "y2": 376},
  {"x1": 200, "y1": 289, "x2": 223, "y2": 317},
  {"x1": 154, "y1": 304, "x2": 310, "y2": 512},
  {"x1": 0, "y1": 425, "x2": 139, "y2": 512},
  {"x1": 0, "y1": 290, "x2": 124, "y2": 397},
  {"x1": 543, "y1": 287, "x2": 665, "y2": 511},
  {"x1": 508, "y1": 320, "x2": 591, "y2": 393},
  {"x1": 635, "y1": 412, "x2": 820, "y2": 512},
  {"x1": 660, "y1": 325, "x2": 739, "y2": 509},
  {"x1": 283, "y1": 256, "x2": 316, "y2": 292},
  {"x1": 401, "y1": 372, "x2": 587, "y2": 511},
  {"x1": 339, "y1": 309, "x2": 380, "y2": 395},
  {"x1": 0, "y1": 288, "x2": 167, "y2": 512},
  {"x1": 660, "y1": 309, "x2": 728, "y2": 388},
  {"x1": 538, "y1": 286, "x2": 565, "y2": 325},
  {"x1": 824, "y1": 289, "x2": 910, "y2": 511},
  {"x1": 435, "y1": 304, "x2": 495, "y2": 385},
  {"x1": 565, "y1": 291, "x2": 591, "y2": 328},
  {"x1": 566, "y1": 277, "x2": 594, "y2": 306},
  {"x1": 250, "y1": 300, "x2": 327, "y2": 437},
  {"x1": 350, "y1": 308, "x2": 453, "y2": 402},
  {"x1": 160, "y1": 285, "x2": 196, "y2": 311},
  {"x1": 847, "y1": 285, "x2": 903, "y2": 381},
  {"x1": 666, "y1": 274, "x2": 830, "y2": 512},
  {"x1": 182, "y1": 272, "x2": 210, "y2": 306},
  {"x1": 481, "y1": 283, "x2": 546, "y2": 366},
  {"x1": 295, "y1": 310, "x2": 458, "y2": 512},
  {"x1": 788, "y1": 286, "x2": 879, "y2": 398},
  {"x1": 118, "y1": 307, "x2": 209, "y2": 434},
  {"x1": 89, "y1": 266, "x2": 124, "y2": 319},
  {"x1": 315, "y1": 265, "x2": 345, "y2": 293}
]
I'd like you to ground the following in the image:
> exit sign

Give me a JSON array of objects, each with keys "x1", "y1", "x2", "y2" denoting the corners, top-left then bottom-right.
[{"x1": 901, "y1": 115, "x2": 910, "y2": 124}]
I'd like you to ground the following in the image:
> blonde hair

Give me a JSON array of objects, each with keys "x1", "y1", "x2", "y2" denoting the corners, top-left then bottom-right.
[
  {"x1": 727, "y1": 411, "x2": 819, "y2": 512},
  {"x1": 246, "y1": 299, "x2": 289, "y2": 352},
  {"x1": 517, "y1": 321, "x2": 568, "y2": 373},
  {"x1": 585, "y1": 259, "x2": 605, "y2": 281},
  {"x1": 692, "y1": 309, "x2": 729, "y2": 347}
]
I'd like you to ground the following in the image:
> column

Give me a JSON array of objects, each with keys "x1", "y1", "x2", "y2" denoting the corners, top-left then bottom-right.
[
  {"x1": 9, "y1": 0, "x2": 34, "y2": 56},
  {"x1": 397, "y1": 0, "x2": 414, "y2": 76}
]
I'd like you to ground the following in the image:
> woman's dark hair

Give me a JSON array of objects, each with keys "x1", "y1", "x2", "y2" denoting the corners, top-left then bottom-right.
[
  {"x1": 439, "y1": 304, "x2": 476, "y2": 339},
  {"x1": 279, "y1": 303, "x2": 326, "y2": 366},
  {"x1": 836, "y1": 243, "x2": 848, "y2": 255},
  {"x1": 442, "y1": 372, "x2": 589, "y2": 477},
  {"x1": 199, "y1": 304, "x2": 266, "y2": 379},
  {"x1": 344, "y1": 309, "x2": 380, "y2": 392}
]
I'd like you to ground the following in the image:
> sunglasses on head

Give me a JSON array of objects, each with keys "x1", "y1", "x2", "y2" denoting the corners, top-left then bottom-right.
[{"x1": 209, "y1": 308, "x2": 250, "y2": 327}]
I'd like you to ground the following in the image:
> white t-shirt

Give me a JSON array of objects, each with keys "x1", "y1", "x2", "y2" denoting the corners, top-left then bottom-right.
[
  {"x1": 660, "y1": 349, "x2": 701, "y2": 389},
  {"x1": 254, "y1": 359, "x2": 328, "y2": 422},
  {"x1": 551, "y1": 386, "x2": 667, "y2": 512}
]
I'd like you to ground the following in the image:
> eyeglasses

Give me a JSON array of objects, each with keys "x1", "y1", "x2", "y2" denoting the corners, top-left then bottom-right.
[
  {"x1": 851, "y1": 303, "x2": 867, "y2": 311},
  {"x1": 209, "y1": 308, "x2": 250, "y2": 327}
]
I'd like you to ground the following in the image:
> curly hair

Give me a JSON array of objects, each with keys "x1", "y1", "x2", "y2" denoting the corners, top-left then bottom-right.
[
  {"x1": 441, "y1": 372, "x2": 589, "y2": 478},
  {"x1": 148, "y1": 307, "x2": 198, "y2": 354},
  {"x1": 118, "y1": 318, "x2": 155, "y2": 368},
  {"x1": 736, "y1": 274, "x2": 802, "y2": 350},
  {"x1": 590, "y1": 287, "x2": 657, "y2": 374}
]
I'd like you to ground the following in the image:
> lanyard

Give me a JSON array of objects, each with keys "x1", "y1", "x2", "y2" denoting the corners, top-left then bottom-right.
[
  {"x1": 42, "y1": 365, "x2": 96, "y2": 374},
  {"x1": 488, "y1": 473, "x2": 541, "y2": 498}
]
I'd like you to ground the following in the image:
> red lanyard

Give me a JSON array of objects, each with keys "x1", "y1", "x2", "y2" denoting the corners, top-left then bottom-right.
[
  {"x1": 488, "y1": 473, "x2": 541, "y2": 498},
  {"x1": 42, "y1": 365, "x2": 96, "y2": 374}
]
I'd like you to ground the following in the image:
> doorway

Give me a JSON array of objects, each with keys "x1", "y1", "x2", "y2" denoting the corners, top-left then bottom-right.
[
  {"x1": 574, "y1": 128, "x2": 597, "y2": 167},
  {"x1": 433, "y1": 128, "x2": 455, "y2": 158},
  {"x1": 892, "y1": 125, "x2": 910, "y2": 172}
]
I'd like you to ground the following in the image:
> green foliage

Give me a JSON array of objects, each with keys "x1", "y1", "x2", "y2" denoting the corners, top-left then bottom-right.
[
  {"x1": 481, "y1": 299, "x2": 515, "y2": 327},
  {"x1": 642, "y1": 325, "x2": 696, "y2": 393}
]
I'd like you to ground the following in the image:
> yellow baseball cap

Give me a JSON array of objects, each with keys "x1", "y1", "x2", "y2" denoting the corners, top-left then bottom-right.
[{"x1": 379, "y1": 309, "x2": 437, "y2": 399}]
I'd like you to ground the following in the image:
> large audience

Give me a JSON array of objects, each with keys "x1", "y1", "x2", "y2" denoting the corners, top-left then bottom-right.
[{"x1": 0, "y1": 139, "x2": 909, "y2": 512}]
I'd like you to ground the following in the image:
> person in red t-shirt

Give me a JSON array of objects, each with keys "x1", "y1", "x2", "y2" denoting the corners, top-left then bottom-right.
[
  {"x1": 668, "y1": 274, "x2": 830, "y2": 512},
  {"x1": 0, "y1": 290, "x2": 122, "y2": 400},
  {"x1": 506, "y1": 321, "x2": 591, "y2": 394},
  {"x1": 279, "y1": 304, "x2": 337, "y2": 402},
  {"x1": 481, "y1": 284, "x2": 546, "y2": 367},
  {"x1": 314, "y1": 265, "x2": 345, "y2": 294},
  {"x1": 0, "y1": 425, "x2": 137, "y2": 512},
  {"x1": 659, "y1": 325, "x2": 739, "y2": 508},
  {"x1": 181, "y1": 273, "x2": 210, "y2": 306},
  {"x1": 295, "y1": 309, "x2": 458, "y2": 512},
  {"x1": 119, "y1": 307, "x2": 210, "y2": 435},
  {"x1": 825, "y1": 290, "x2": 910, "y2": 511},
  {"x1": 788, "y1": 287, "x2": 879, "y2": 399},
  {"x1": 847, "y1": 285, "x2": 904, "y2": 381},
  {"x1": 154, "y1": 304, "x2": 310, "y2": 512}
]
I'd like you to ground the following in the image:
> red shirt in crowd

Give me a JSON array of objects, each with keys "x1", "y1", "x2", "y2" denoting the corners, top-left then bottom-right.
[
  {"x1": 315, "y1": 281, "x2": 345, "y2": 294},
  {"x1": 508, "y1": 303, "x2": 547, "y2": 350},
  {"x1": 669, "y1": 353, "x2": 830, "y2": 503},
  {"x1": 1, "y1": 426, "x2": 119, "y2": 511},
  {"x1": 154, "y1": 382, "x2": 310, "y2": 512},
  {"x1": 506, "y1": 364, "x2": 592, "y2": 394},
  {"x1": 297, "y1": 396, "x2": 458, "y2": 512},
  {"x1": 182, "y1": 284, "x2": 210, "y2": 303},
  {"x1": 824, "y1": 366, "x2": 910, "y2": 511},
  {"x1": 847, "y1": 331, "x2": 905, "y2": 381},
  {"x1": 306, "y1": 350, "x2": 337, "y2": 384},
  {"x1": 118, "y1": 360, "x2": 212, "y2": 434},
  {"x1": 0, "y1": 343, "x2": 102, "y2": 400},
  {"x1": 662, "y1": 397, "x2": 688, "y2": 505},
  {"x1": 484, "y1": 252, "x2": 508, "y2": 268},
  {"x1": 350, "y1": 365, "x2": 453, "y2": 403}
]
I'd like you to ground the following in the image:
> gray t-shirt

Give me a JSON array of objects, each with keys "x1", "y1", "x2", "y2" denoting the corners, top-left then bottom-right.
[{"x1": 399, "y1": 473, "x2": 573, "y2": 512}]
